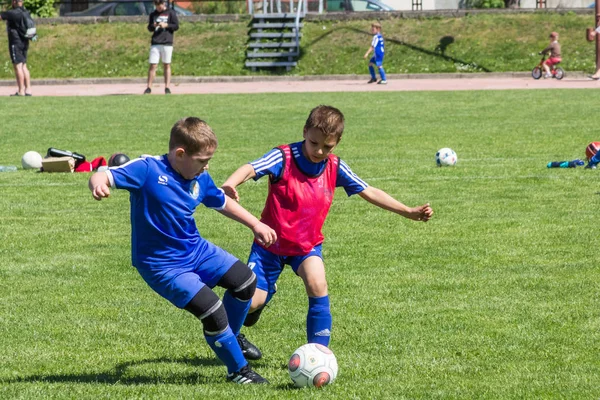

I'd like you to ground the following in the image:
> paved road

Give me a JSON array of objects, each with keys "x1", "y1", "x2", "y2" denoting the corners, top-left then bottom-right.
[{"x1": 2, "y1": 74, "x2": 599, "y2": 96}]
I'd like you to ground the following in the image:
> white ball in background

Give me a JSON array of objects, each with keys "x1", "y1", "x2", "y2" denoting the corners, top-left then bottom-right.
[{"x1": 21, "y1": 151, "x2": 43, "y2": 170}]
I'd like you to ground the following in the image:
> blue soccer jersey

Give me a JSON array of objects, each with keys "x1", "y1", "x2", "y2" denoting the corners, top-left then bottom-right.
[
  {"x1": 106, "y1": 155, "x2": 227, "y2": 271},
  {"x1": 372, "y1": 33, "x2": 384, "y2": 59},
  {"x1": 249, "y1": 141, "x2": 368, "y2": 196}
]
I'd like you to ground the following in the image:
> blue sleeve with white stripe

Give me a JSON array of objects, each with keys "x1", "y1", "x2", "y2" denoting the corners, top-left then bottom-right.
[
  {"x1": 108, "y1": 158, "x2": 148, "y2": 191},
  {"x1": 250, "y1": 148, "x2": 284, "y2": 180},
  {"x1": 337, "y1": 159, "x2": 368, "y2": 196}
]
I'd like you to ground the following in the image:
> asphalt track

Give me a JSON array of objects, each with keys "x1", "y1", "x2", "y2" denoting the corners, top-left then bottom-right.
[{"x1": 1, "y1": 73, "x2": 600, "y2": 96}]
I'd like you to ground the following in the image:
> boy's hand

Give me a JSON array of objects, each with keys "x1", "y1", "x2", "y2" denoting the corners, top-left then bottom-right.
[
  {"x1": 252, "y1": 222, "x2": 277, "y2": 247},
  {"x1": 222, "y1": 184, "x2": 240, "y2": 202},
  {"x1": 91, "y1": 184, "x2": 111, "y2": 201},
  {"x1": 408, "y1": 203, "x2": 433, "y2": 222}
]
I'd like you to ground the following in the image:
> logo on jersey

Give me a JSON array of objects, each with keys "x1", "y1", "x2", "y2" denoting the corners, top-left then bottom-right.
[
  {"x1": 158, "y1": 175, "x2": 168, "y2": 185},
  {"x1": 248, "y1": 262, "x2": 256, "y2": 270},
  {"x1": 189, "y1": 180, "x2": 200, "y2": 199}
]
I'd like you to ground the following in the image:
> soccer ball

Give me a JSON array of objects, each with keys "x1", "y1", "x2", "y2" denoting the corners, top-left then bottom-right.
[
  {"x1": 288, "y1": 343, "x2": 338, "y2": 388},
  {"x1": 21, "y1": 151, "x2": 43, "y2": 170},
  {"x1": 435, "y1": 148, "x2": 457, "y2": 167},
  {"x1": 586, "y1": 142, "x2": 600, "y2": 161},
  {"x1": 108, "y1": 153, "x2": 130, "y2": 167}
]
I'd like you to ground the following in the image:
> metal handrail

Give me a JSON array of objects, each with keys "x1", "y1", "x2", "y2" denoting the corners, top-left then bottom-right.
[{"x1": 295, "y1": 0, "x2": 304, "y2": 55}]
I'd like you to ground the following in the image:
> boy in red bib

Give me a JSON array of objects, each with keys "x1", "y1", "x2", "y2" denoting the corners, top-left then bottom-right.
[{"x1": 222, "y1": 105, "x2": 433, "y2": 359}]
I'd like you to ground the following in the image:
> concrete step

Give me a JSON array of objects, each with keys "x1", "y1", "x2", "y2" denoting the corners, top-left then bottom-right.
[
  {"x1": 246, "y1": 51, "x2": 299, "y2": 58},
  {"x1": 245, "y1": 61, "x2": 298, "y2": 67},
  {"x1": 248, "y1": 42, "x2": 298, "y2": 48},
  {"x1": 253, "y1": 13, "x2": 303, "y2": 19},
  {"x1": 250, "y1": 32, "x2": 302, "y2": 39},
  {"x1": 252, "y1": 22, "x2": 303, "y2": 29}
]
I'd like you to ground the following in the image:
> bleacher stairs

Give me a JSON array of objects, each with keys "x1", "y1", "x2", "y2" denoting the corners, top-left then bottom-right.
[{"x1": 245, "y1": 12, "x2": 304, "y2": 71}]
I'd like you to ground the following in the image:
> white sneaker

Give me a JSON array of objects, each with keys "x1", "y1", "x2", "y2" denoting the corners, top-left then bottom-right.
[{"x1": 544, "y1": 74, "x2": 552, "y2": 79}]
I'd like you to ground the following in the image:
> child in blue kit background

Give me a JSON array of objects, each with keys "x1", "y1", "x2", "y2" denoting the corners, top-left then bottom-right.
[
  {"x1": 364, "y1": 21, "x2": 387, "y2": 85},
  {"x1": 222, "y1": 105, "x2": 433, "y2": 359},
  {"x1": 88, "y1": 117, "x2": 276, "y2": 384}
]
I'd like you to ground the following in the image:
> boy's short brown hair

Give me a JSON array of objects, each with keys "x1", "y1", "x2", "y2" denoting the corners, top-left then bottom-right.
[
  {"x1": 371, "y1": 22, "x2": 382, "y2": 30},
  {"x1": 169, "y1": 117, "x2": 218, "y2": 154},
  {"x1": 154, "y1": 0, "x2": 166, "y2": 5},
  {"x1": 304, "y1": 105, "x2": 345, "y2": 142}
]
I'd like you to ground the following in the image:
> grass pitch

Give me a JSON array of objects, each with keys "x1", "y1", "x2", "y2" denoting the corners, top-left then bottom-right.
[{"x1": 0, "y1": 89, "x2": 599, "y2": 399}]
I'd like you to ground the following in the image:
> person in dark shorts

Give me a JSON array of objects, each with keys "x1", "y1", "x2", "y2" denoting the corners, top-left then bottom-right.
[{"x1": 0, "y1": 0, "x2": 32, "y2": 96}]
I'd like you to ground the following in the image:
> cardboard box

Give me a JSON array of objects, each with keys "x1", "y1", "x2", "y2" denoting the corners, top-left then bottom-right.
[{"x1": 42, "y1": 156, "x2": 75, "y2": 173}]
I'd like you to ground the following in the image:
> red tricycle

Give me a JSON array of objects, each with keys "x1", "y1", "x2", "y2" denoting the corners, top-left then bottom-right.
[{"x1": 532, "y1": 55, "x2": 565, "y2": 80}]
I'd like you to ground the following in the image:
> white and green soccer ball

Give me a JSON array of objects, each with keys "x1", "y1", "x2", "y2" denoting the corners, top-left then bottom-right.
[
  {"x1": 436, "y1": 148, "x2": 457, "y2": 167},
  {"x1": 288, "y1": 343, "x2": 338, "y2": 388}
]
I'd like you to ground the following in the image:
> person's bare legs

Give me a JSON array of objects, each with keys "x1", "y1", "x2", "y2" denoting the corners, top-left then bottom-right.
[
  {"x1": 23, "y1": 63, "x2": 31, "y2": 95},
  {"x1": 13, "y1": 63, "x2": 25, "y2": 95},
  {"x1": 163, "y1": 63, "x2": 171, "y2": 90},
  {"x1": 542, "y1": 62, "x2": 551, "y2": 77},
  {"x1": 592, "y1": 67, "x2": 600, "y2": 80},
  {"x1": 147, "y1": 63, "x2": 158, "y2": 90}
]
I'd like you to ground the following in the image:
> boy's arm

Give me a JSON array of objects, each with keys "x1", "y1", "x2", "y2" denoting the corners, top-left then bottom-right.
[
  {"x1": 221, "y1": 163, "x2": 257, "y2": 202},
  {"x1": 147, "y1": 13, "x2": 155, "y2": 32},
  {"x1": 358, "y1": 186, "x2": 433, "y2": 222},
  {"x1": 540, "y1": 45, "x2": 551, "y2": 55},
  {"x1": 217, "y1": 197, "x2": 277, "y2": 247},
  {"x1": 364, "y1": 46, "x2": 373, "y2": 59},
  {"x1": 169, "y1": 10, "x2": 179, "y2": 31},
  {"x1": 89, "y1": 171, "x2": 111, "y2": 201}
]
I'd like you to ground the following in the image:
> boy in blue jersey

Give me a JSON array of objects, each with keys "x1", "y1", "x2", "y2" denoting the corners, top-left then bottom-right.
[
  {"x1": 222, "y1": 105, "x2": 433, "y2": 359},
  {"x1": 364, "y1": 22, "x2": 387, "y2": 85},
  {"x1": 88, "y1": 117, "x2": 277, "y2": 384}
]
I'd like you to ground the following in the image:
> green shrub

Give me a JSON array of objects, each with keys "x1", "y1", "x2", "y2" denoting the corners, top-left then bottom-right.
[{"x1": 24, "y1": 0, "x2": 57, "y2": 17}]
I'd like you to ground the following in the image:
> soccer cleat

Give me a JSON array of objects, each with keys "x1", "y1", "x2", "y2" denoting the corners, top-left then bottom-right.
[
  {"x1": 367, "y1": 78, "x2": 377, "y2": 84},
  {"x1": 227, "y1": 365, "x2": 269, "y2": 384},
  {"x1": 585, "y1": 162, "x2": 597, "y2": 169},
  {"x1": 165, "y1": 87, "x2": 171, "y2": 94},
  {"x1": 144, "y1": 87, "x2": 151, "y2": 94},
  {"x1": 237, "y1": 334, "x2": 262, "y2": 360},
  {"x1": 377, "y1": 80, "x2": 387, "y2": 85}
]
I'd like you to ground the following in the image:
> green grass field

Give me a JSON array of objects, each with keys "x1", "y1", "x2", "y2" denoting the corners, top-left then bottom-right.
[
  {"x1": 1, "y1": 89, "x2": 599, "y2": 398},
  {"x1": 0, "y1": 12, "x2": 598, "y2": 78}
]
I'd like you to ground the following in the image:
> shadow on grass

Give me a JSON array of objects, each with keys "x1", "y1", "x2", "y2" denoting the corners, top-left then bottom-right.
[
  {"x1": 4, "y1": 356, "x2": 227, "y2": 385},
  {"x1": 300, "y1": 27, "x2": 492, "y2": 73}
]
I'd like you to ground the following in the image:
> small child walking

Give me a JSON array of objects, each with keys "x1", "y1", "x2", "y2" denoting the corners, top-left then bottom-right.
[{"x1": 364, "y1": 22, "x2": 387, "y2": 85}]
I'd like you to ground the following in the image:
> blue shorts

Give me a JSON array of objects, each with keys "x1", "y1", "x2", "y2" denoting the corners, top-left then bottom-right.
[
  {"x1": 247, "y1": 242, "x2": 323, "y2": 296},
  {"x1": 369, "y1": 56, "x2": 384, "y2": 67},
  {"x1": 136, "y1": 240, "x2": 238, "y2": 309}
]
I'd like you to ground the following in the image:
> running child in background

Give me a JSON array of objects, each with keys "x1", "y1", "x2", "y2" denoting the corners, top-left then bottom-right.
[
  {"x1": 364, "y1": 22, "x2": 387, "y2": 85},
  {"x1": 221, "y1": 105, "x2": 433, "y2": 359},
  {"x1": 88, "y1": 117, "x2": 276, "y2": 384}
]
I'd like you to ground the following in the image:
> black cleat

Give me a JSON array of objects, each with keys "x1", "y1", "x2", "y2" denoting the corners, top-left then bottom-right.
[
  {"x1": 367, "y1": 78, "x2": 377, "y2": 84},
  {"x1": 165, "y1": 87, "x2": 171, "y2": 94},
  {"x1": 237, "y1": 334, "x2": 262, "y2": 360},
  {"x1": 144, "y1": 87, "x2": 151, "y2": 94},
  {"x1": 227, "y1": 365, "x2": 269, "y2": 384}
]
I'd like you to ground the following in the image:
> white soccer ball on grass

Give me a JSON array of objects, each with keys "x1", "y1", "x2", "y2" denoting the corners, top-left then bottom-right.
[
  {"x1": 21, "y1": 151, "x2": 43, "y2": 170},
  {"x1": 288, "y1": 343, "x2": 338, "y2": 388},
  {"x1": 435, "y1": 148, "x2": 457, "y2": 167}
]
